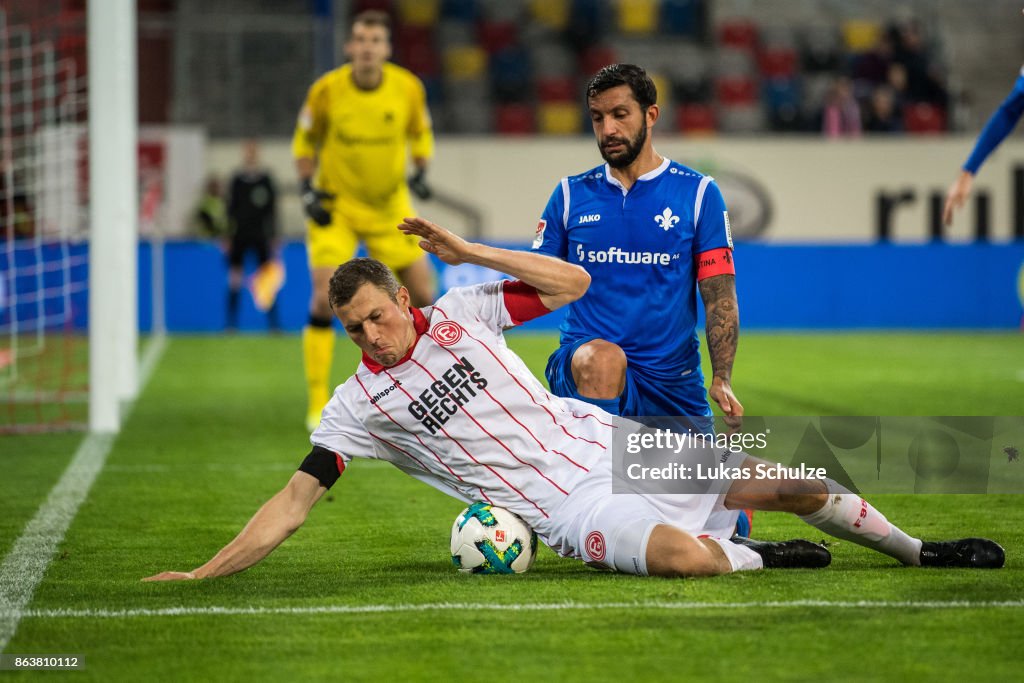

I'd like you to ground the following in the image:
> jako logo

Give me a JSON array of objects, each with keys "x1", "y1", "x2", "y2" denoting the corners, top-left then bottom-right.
[
  {"x1": 578, "y1": 214, "x2": 601, "y2": 224},
  {"x1": 576, "y1": 243, "x2": 675, "y2": 266},
  {"x1": 655, "y1": 207, "x2": 680, "y2": 231}
]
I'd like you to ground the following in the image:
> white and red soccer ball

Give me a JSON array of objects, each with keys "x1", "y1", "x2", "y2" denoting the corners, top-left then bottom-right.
[{"x1": 450, "y1": 503, "x2": 537, "y2": 574}]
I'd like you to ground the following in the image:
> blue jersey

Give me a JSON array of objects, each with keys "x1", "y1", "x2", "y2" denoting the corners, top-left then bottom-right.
[
  {"x1": 532, "y1": 158, "x2": 733, "y2": 380},
  {"x1": 964, "y1": 67, "x2": 1024, "y2": 174}
]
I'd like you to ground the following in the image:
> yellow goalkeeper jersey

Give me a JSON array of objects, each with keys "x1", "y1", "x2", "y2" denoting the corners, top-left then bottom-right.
[{"x1": 292, "y1": 62, "x2": 434, "y2": 210}]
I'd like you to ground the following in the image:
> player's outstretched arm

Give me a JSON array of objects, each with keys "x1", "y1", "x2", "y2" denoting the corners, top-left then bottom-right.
[
  {"x1": 142, "y1": 471, "x2": 326, "y2": 581},
  {"x1": 699, "y1": 274, "x2": 743, "y2": 429},
  {"x1": 398, "y1": 216, "x2": 590, "y2": 310},
  {"x1": 942, "y1": 170, "x2": 974, "y2": 225}
]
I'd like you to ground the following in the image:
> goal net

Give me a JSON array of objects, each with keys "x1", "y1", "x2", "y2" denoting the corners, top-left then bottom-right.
[{"x1": 0, "y1": 10, "x2": 89, "y2": 433}]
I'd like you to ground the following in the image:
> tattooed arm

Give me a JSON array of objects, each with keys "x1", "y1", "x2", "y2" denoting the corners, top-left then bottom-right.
[{"x1": 698, "y1": 274, "x2": 743, "y2": 429}]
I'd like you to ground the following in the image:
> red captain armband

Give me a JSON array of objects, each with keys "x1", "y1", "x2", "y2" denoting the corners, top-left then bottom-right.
[
  {"x1": 502, "y1": 279, "x2": 552, "y2": 325},
  {"x1": 298, "y1": 445, "x2": 346, "y2": 489},
  {"x1": 695, "y1": 248, "x2": 736, "y2": 281}
]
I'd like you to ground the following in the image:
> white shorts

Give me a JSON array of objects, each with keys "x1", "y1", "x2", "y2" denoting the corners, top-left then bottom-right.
[{"x1": 539, "y1": 450, "x2": 747, "y2": 576}]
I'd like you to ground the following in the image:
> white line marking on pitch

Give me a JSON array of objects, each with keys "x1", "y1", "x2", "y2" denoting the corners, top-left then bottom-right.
[
  {"x1": 7, "y1": 600, "x2": 1024, "y2": 620},
  {"x1": 0, "y1": 335, "x2": 167, "y2": 653}
]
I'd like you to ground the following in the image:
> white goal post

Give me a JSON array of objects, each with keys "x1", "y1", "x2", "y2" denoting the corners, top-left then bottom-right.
[{"x1": 87, "y1": 0, "x2": 138, "y2": 433}]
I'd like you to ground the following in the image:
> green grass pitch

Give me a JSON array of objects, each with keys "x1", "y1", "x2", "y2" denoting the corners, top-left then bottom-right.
[{"x1": 2, "y1": 332, "x2": 1023, "y2": 681}]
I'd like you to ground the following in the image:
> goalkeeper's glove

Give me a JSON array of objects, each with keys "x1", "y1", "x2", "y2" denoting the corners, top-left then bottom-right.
[
  {"x1": 408, "y1": 168, "x2": 432, "y2": 201},
  {"x1": 300, "y1": 178, "x2": 334, "y2": 226}
]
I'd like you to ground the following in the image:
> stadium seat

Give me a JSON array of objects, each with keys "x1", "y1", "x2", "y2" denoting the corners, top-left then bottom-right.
[
  {"x1": 763, "y1": 76, "x2": 803, "y2": 131},
  {"x1": 663, "y1": 41, "x2": 709, "y2": 87},
  {"x1": 438, "y1": 19, "x2": 474, "y2": 48},
  {"x1": 396, "y1": 0, "x2": 439, "y2": 27},
  {"x1": 536, "y1": 75, "x2": 577, "y2": 102},
  {"x1": 530, "y1": 42, "x2": 577, "y2": 78},
  {"x1": 495, "y1": 103, "x2": 536, "y2": 134},
  {"x1": 800, "y1": 26, "x2": 844, "y2": 72},
  {"x1": 566, "y1": 0, "x2": 610, "y2": 51},
  {"x1": 421, "y1": 76, "x2": 443, "y2": 106},
  {"x1": 841, "y1": 19, "x2": 881, "y2": 53},
  {"x1": 443, "y1": 98, "x2": 493, "y2": 133},
  {"x1": 490, "y1": 47, "x2": 532, "y2": 102},
  {"x1": 717, "y1": 103, "x2": 766, "y2": 133},
  {"x1": 353, "y1": 0, "x2": 393, "y2": 15},
  {"x1": 394, "y1": 26, "x2": 439, "y2": 77},
  {"x1": 718, "y1": 18, "x2": 758, "y2": 50},
  {"x1": 538, "y1": 101, "x2": 582, "y2": 134},
  {"x1": 661, "y1": 0, "x2": 702, "y2": 38},
  {"x1": 673, "y1": 77, "x2": 712, "y2": 104},
  {"x1": 477, "y1": 0, "x2": 521, "y2": 22},
  {"x1": 769, "y1": 102, "x2": 805, "y2": 131},
  {"x1": 676, "y1": 103, "x2": 716, "y2": 134},
  {"x1": 615, "y1": 0, "x2": 659, "y2": 36},
  {"x1": 758, "y1": 47, "x2": 798, "y2": 79},
  {"x1": 716, "y1": 46, "x2": 757, "y2": 78},
  {"x1": 903, "y1": 103, "x2": 947, "y2": 134},
  {"x1": 580, "y1": 45, "x2": 618, "y2": 79},
  {"x1": 441, "y1": 0, "x2": 479, "y2": 21},
  {"x1": 529, "y1": 0, "x2": 570, "y2": 30},
  {"x1": 649, "y1": 71, "x2": 672, "y2": 110},
  {"x1": 716, "y1": 76, "x2": 758, "y2": 105},
  {"x1": 759, "y1": 25, "x2": 798, "y2": 50},
  {"x1": 763, "y1": 77, "x2": 801, "y2": 111},
  {"x1": 443, "y1": 44, "x2": 488, "y2": 80},
  {"x1": 477, "y1": 20, "x2": 518, "y2": 54}
]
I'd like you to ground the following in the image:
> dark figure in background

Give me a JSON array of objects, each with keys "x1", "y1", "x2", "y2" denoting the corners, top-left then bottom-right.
[
  {"x1": 227, "y1": 139, "x2": 279, "y2": 331},
  {"x1": 863, "y1": 86, "x2": 904, "y2": 134}
]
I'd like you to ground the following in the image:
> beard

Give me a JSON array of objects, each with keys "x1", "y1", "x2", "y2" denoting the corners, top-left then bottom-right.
[{"x1": 598, "y1": 120, "x2": 648, "y2": 169}]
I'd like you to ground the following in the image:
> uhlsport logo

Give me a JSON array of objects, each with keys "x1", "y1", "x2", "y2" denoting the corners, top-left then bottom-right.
[
  {"x1": 586, "y1": 531, "x2": 606, "y2": 561},
  {"x1": 655, "y1": 207, "x2": 680, "y2": 231},
  {"x1": 431, "y1": 321, "x2": 462, "y2": 346}
]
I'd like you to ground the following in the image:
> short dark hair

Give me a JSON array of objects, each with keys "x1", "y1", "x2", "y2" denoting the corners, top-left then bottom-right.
[
  {"x1": 586, "y1": 63, "x2": 657, "y2": 110},
  {"x1": 329, "y1": 258, "x2": 400, "y2": 308},
  {"x1": 351, "y1": 9, "x2": 391, "y2": 35}
]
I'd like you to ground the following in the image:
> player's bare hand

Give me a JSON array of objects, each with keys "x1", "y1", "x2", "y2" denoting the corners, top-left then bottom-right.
[
  {"x1": 942, "y1": 170, "x2": 974, "y2": 225},
  {"x1": 399, "y1": 216, "x2": 473, "y2": 265},
  {"x1": 709, "y1": 377, "x2": 743, "y2": 432},
  {"x1": 142, "y1": 571, "x2": 197, "y2": 582}
]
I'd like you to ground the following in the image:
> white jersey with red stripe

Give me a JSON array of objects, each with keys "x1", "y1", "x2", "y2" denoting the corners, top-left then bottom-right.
[{"x1": 311, "y1": 280, "x2": 614, "y2": 537}]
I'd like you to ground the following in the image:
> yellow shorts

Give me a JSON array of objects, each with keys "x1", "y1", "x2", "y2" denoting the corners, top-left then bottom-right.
[{"x1": 306, "y1": 199, "x2": 424, "y2": 272}]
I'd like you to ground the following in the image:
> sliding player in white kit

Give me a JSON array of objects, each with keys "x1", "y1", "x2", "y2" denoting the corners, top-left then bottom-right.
[{"x1": 144, "y1": 218, "x2": 1003, "y2": 582}]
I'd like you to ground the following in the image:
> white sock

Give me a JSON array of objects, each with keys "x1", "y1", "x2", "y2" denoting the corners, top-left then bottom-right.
[
  {"x1": 800, "y1": 479, "x2": 923, "y2": 566},
  {"x1": 705, "y1": 536, "x2": 764, "y2": 571}
]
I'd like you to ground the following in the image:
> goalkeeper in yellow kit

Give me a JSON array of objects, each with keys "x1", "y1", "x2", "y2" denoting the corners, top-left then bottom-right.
[{"x1": 292, "y1": 10, "x2": 436, "y2": 430}]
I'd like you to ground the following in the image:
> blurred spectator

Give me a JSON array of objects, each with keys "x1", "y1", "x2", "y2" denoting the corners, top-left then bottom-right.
[
  {"x1": 821, "y1": 77, "x2": 861, "y2": 137},
  {"x1": 891, "y1": 20, "x2": 948, "y2": 107},
  {"x1": 851, "y1": 31, "x2": 894, "y2": 87},
  {"x1": 863, "y1": 86, "x2": 903, "y2": 133},
  {"x1": 226, "y1": 139, "x2": 279, "y2": 331},
  {"x1": 195, "y1": 176, "x2": 227, "y2": 238}
]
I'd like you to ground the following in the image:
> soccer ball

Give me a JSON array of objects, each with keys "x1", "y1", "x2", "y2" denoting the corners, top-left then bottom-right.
[{"x1": 450, "y1": 502, "x2": 537, "y2": 574}]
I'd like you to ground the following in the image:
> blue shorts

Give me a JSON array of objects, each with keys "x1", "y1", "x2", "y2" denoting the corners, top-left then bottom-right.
[{"x1": 545, "y1": 337, "x2": 713, "y2": 419}]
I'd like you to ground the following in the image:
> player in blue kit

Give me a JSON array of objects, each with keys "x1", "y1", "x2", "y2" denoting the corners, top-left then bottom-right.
[
  {"x1": 944, "y1": 54, "x2": 1024, "y2": 224},
  {"x1": 532, "y1": 64, "x2": 749, "y2": 534},
  {"x1": 533, "y1": 64, "x2": 740, "y2": 424}
]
